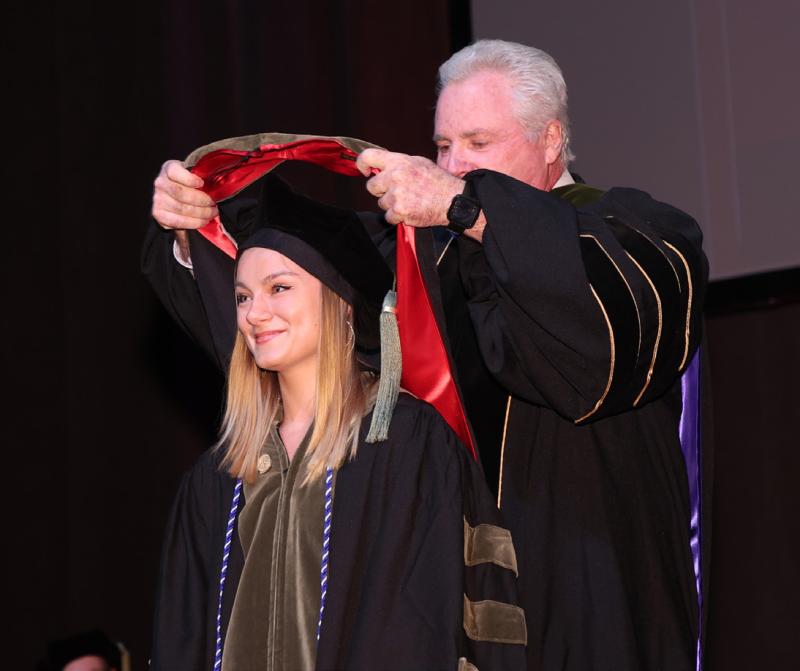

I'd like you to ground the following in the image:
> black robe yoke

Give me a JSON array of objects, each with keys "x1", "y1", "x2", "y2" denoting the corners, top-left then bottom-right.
[{"x1": 150, "y1": 395, "x2": 526, "y2": 671}]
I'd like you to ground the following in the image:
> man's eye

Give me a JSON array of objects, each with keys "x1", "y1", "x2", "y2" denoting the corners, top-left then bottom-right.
[
  {"x1": 235, "y1": 294, "x2": 251, "y2": 305},
  {"x1": 437, "y1": 144, "x2": 450, "y2": 154},
  {"x1": 470, "y1": 141, "x2": 487, "y2": 149}
]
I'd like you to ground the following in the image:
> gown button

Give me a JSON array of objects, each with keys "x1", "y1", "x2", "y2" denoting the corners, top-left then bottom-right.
[{"x1": 257, "y1": 453, "x2": 272, "y2": 474}]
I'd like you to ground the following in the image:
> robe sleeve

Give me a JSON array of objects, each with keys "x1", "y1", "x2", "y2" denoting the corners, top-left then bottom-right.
[
  {"x1": 140, "y1": 222, "x2": 220, "y2": 366},
  {"x1": 149, "y1": 451, "x2": 238, "y2": 671},
  {"x1": 460, "y1": 169, "x2": 708, "y2": 422}
]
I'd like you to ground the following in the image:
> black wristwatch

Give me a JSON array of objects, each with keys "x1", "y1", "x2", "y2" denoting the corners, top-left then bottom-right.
[{"x1": 446, "y1": 178, "x2": 481, "y2": 235}]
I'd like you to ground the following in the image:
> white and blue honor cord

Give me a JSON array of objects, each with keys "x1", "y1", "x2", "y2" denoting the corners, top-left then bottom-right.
[
  {"x1": 213, "y1": 467, "x2": 334, "y2": 667},
  {"x1": 214, "y1": 479, "x2": 243, "y2": 671},
  {"x1": 316, "y1": 467, "x2": 334, "y2": 642}
]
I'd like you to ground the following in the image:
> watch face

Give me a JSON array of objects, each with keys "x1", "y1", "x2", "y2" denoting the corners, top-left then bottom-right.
[{"x1": 448, "y1": 194, "x2": 480, "y2": 231}]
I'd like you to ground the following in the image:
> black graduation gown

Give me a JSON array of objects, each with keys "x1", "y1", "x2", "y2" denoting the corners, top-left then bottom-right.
[
  {"x1": 142, "y1": 170, "x2": 711, "y2": 671},
  {"x1": 150, "y1": 395, "x2": 526, "y2": 671}
]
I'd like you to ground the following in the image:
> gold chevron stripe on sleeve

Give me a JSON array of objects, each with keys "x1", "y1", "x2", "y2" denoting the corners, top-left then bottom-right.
[
  {"x1": 663, "y1": 241, "x2": 694, "y2": 370},
  {"x1": 575, "y1": 284, "x2": 615, "y2": 423},
  {"x1": 625, "y1": 252, "x2": 663, "y2": 405}
]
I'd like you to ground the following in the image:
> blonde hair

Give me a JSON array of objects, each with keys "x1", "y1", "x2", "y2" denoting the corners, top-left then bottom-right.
[{"x1": 218, "y1": 285, "x2": 376, "y2": 484}]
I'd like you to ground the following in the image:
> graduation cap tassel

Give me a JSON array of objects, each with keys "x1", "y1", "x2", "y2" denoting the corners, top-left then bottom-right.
[{"x1": 366, "y1": 290, "x2": 401, "y2": 443}]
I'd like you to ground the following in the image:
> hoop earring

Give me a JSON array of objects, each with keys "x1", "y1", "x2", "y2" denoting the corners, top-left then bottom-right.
[{"x1": 345, "y1": 320, "x2": 355, "y2": 350}]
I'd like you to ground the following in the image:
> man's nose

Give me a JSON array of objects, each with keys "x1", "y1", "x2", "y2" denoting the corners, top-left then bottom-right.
[{"x1": 442, "y1": 148, "x2": 472, "y2": 178}]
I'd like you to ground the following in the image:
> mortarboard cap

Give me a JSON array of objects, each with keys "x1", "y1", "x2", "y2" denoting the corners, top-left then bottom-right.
[{"x1": 239, "y1": 174, "x2": 393, "y2": 358}]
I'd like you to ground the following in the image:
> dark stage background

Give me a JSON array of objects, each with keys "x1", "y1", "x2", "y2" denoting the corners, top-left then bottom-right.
[{"x1": 6, "y1": 2, "x2": 798, "y2": 669}]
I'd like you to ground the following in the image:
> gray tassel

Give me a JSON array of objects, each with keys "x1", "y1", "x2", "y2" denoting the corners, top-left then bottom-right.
[{"x1": 366, "y1": 290, "x2": 402, "y2": 443}]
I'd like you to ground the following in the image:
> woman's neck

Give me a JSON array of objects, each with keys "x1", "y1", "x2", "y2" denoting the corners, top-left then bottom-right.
[{"x1": 277, "y1": 363, "x2": 316, "y2": 459}]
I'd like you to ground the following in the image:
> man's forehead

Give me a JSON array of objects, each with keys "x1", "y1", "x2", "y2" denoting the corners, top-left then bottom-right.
[{"x1": 434, "y1": 71, "x2": 519, "y2": 133}]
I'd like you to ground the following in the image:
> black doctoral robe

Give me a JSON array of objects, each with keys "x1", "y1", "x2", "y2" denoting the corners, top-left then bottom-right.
[
  {"x1": 150, "y1": 395, "x2": 527, "y2": 670},
  {"x1": 437, "y1": 172, "x2": 712, "y2": 671},
  {"x1": 142, "y1": 169, "x2": 711, "y2": 671}
]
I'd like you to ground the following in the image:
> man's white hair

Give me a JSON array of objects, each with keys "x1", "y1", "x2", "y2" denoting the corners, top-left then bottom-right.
[{"x1": 437, "y1": 39, "x2": 575, "y2": 165}]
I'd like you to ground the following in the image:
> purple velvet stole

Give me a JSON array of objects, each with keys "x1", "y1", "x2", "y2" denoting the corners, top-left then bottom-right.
[{"x1": 679, "y1": 349, "x2": 702, "y2": 671}]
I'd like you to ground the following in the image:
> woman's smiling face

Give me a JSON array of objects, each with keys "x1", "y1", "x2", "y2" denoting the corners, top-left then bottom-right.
[{"x1": 235, "y1": 247, "x2": 322, "y2": 376}]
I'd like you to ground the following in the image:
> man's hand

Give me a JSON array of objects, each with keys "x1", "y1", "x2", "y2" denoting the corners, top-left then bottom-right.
[
  {"x1": 151, "y1": 160, "x2": 220, "y2": 231},
  {"x1": 151, "y1": 160, "x2": 220, "y2": 264},
  {"x1": 356, "y1": 149, "x2": 463, "y2": 228}
]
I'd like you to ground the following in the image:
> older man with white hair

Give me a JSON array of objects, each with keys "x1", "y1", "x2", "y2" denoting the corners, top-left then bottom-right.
[
  {"x1": 355, "y1": 40, "x2": 709, "y2": 671},
  {"x1": 147, "y1": 39, "x2": 709, "y2": 671}
]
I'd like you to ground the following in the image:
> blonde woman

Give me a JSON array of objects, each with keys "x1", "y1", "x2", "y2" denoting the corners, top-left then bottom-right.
[{"x1": 150, "y1": 176, "x2": 526, "y2": 671}]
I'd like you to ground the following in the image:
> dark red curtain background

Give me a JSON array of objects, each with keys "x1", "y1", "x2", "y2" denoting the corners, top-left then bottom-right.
[{"x1": 5, "y1": 2, "x2": 798, "y2": 669}]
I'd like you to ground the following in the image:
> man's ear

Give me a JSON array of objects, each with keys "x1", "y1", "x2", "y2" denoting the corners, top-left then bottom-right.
[{"x1": 543, "y1": 120, "x2": 564, "y2": 165}]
